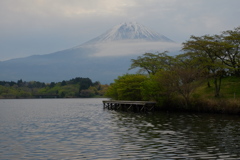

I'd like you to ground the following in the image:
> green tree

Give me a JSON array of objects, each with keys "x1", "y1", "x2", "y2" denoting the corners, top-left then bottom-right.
[
  {"x1": 140, "y1": 73, "x2": 166, "y2": 102},
  {"x1": 79, "y1": 89, "x2": 95, "y2": 97},
  {"x1": 49, "y1": 82, "x2": 56, "y2": 88},
  {"x1": 182, "y1": 35, "x2": 226, "y2": 97},
  {"x1": 216, "y1": 26, "x2": 240, "y2": 76},
  {"x1": 98, "y1": 84, "x2": 109, "y2": 96},
  {"x1": 105, "y1": 74, "x2": 147, "y2": 100},
  {"x1": 129, "y1": 51, "x2": 173, "y2": 75},
  {"x1": 60, "y1": 91, "x2": 66, "y2": 98},
  {"x1": 17, "y1": 79, "x2": 23, "y2": 87},
  {"x1": 61, "y1": 80, "x2": 67, "y2": 86}
]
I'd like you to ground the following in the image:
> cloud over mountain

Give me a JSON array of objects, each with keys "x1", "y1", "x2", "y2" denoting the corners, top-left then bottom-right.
[
  {"x1": 0, "y1": 22, "x2": 181, "y2": 84},
  {"x1": 77, "y1": 22, "x2": 180, "y2": 57}
]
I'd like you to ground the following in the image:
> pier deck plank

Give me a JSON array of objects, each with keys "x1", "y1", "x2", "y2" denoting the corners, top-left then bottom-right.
[{"x1": 102, "y1": 100, "x2": 156, "y2": 112}]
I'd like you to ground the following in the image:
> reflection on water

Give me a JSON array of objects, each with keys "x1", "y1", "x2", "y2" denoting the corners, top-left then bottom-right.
[
  {"x1": 111, "y1": 111, "x2": 240, "y2": 159},
  {"x1": 0, "y1": 98, "x2": 240, "y2": 159}
]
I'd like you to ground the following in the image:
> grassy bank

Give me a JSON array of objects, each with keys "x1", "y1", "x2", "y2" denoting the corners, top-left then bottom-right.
[{"x1": 159, "y1": 76, "x2": 240, "y2": 114}]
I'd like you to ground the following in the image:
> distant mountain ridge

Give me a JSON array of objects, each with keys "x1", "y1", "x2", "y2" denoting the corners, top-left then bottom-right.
[
  {"x1": 0, "y1": 22, "x2": 180, "y2": 84},
  {"x1": 83, "y1": 22, "x2": 174, "y2": 45}
]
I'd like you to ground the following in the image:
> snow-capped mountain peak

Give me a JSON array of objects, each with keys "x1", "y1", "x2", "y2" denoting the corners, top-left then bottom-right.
[{"x1": 84, "y1": 22, "x2": 174, "y2": 44}]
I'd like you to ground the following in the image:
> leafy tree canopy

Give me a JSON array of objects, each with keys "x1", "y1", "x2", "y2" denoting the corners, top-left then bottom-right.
[{"x1": 129, "y1": 51, "x2": 174, "y2": 75}]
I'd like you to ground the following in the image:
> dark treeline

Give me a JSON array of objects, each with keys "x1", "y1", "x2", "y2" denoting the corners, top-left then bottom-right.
[
  {"x1": 106, "y1": 26, "x2": 240, "y2": 114},
  {"x1": 0, "y1": 77, "x2": 108, "y2": 98},
  {"x1": 0, "y1": 79, "x2": 46, "y2": 88}
]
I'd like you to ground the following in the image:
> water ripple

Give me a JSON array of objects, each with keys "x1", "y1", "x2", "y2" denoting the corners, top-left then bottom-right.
[{"x1": 0, "y1": 98, "x2": 240, "y2": 159}]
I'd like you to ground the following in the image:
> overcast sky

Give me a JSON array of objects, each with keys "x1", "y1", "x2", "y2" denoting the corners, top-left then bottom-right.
[{"x1": 0, "y1": 0, "x2": 239, "y2": 61}]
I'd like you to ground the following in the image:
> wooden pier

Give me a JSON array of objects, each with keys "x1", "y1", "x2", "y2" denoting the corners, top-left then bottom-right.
[{"x1": 102, "y1": 100, "x2": 156, "y2": 112}]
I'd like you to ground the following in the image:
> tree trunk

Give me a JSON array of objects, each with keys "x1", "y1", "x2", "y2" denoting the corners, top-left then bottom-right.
[
  {"x1": 207, "y1": 81, "x2": 211, "y2": 88},
  {"x1": 214, "y1": 76, "x2": 222, "y2": 97}
]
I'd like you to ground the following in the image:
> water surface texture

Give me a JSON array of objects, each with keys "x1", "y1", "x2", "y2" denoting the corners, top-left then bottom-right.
[{"x1": 0, "y1": 98, "x2": 240, "y2": 159}]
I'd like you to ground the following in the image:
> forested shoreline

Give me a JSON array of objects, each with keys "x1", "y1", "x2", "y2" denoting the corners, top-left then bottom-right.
[
  {"x1": 1, "y1": 26, "x2": 240, "y2": 114},
  {"x1": 0, "y1": 77, "x2": 108, "y2": 98},
  {"x1": 106, "y1": 26, "x2": 240, "y2": 114}
]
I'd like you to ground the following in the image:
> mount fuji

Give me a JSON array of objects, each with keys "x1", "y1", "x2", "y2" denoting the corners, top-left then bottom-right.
[
  {"x1": 0, "y1": 22, "x2": 181, "y2": 84},
  {"x1": 84, "y1": 22, "x2": 174, "y2": 44}
]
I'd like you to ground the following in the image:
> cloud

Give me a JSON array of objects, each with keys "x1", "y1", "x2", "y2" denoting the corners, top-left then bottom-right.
[
  {"x1": 1, "y1": 0, "x2": 239, "y2": 30},
  {"x1": 0, "y1": 0, "x2": 239, "y2": 60},
  {"x1": 88, "y1": 40, "x2": 181, "y2": 57},
  {"x1": 0, "y1": 0, "x2": 133, "y2": 23},
  {"x1": 2, "y1": 0, "x2": 236, "y2": 30}
]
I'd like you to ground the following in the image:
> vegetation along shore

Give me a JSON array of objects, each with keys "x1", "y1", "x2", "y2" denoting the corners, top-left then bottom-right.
[
  {"x1": 0, "y1": 77, "x2": 108, "y2": 98},
  {"x1": 106, "y1": 26, "x2": 240, "y2": 114},
  {"x1": 1, "y1": 26, "x2": 240, "y2": 114}
]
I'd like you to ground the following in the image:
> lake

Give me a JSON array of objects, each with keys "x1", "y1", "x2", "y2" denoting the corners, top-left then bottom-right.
[{"x1": 0, "y1": 98, "x2": 240, "y2": 159}]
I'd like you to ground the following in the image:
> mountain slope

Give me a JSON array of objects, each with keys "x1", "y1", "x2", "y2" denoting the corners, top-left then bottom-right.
[{"x1": 0, "y1": 22, "x2": 180, "y2": 84}]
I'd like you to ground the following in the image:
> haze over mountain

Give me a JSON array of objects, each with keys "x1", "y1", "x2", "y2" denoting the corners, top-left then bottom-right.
[{"x1": 0, "y1": 22, "x2": 181, "y2": 84}]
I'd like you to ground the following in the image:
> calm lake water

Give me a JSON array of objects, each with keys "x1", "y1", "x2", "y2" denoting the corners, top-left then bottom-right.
[{"x1": 0, "y1": 98, "x2": 240, "y2": 159}]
